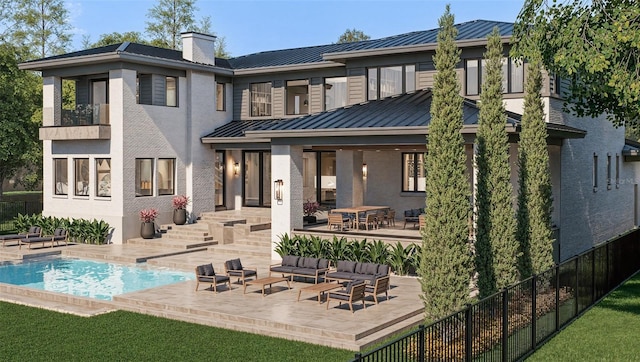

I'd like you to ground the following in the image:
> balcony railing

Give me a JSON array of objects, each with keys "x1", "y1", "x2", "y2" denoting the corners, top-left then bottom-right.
[{"x1": 60, "y1": 104, "x2": 110, "y2": 126}]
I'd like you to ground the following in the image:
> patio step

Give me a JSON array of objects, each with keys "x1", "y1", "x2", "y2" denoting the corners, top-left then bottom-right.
[
  {"x1": 207, "y1": 243, "x2": 271, "y2": 258},
  {"x1": 125, "y1": 237, "x2": 218, "y2": 250},
  {"x1": 63, "y1": 244, "x2": 209, "y2": 263}
]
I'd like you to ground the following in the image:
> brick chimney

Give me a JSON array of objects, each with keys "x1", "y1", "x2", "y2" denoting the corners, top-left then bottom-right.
[{"x1": 181, "y1": 32, "x2": 217, "y2": 65}]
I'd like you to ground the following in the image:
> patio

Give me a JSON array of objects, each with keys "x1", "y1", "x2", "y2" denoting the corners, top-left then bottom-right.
[{"x1": 0, "y1": 240, "x2": 424, "y2": 352}]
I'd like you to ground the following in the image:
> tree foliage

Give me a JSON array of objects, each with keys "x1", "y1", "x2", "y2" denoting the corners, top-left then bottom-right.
[
  {"x1": 513, "y1": 0, "x2": 640, "y2": 126},
  {"x1": 420, "y1": 5, "x2": 473, "y2": 323},
  {"x1": 475, "y1": 28, "x2": 520, "y2": 297},
  {"x1": 146, "y1": 0, "x2": 209, "y2": 50},
  {"x1": 90, "y1": 31, "x2": 149, "y2": 48},
  {"x1": 0, "y1": 43, "x2": 41, "y2": 199},
  {"x1": 337, "y1": 28, "x2": 371, "y2": 43},
  {"x1": 517, "y1": 59, "x2": 555, "y2": 277},
  {"x1": 10, "y1": 0, "x2": 71, "y2": 58}
]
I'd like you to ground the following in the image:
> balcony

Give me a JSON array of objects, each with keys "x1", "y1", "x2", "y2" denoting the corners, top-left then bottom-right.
[{"x1": 40, "y1": 104, "x2": 111, "y2": 140}]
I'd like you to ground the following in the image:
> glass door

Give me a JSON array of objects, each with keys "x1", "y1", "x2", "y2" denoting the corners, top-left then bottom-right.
[
  {"x1": 243, "y1": 151, "x2": 271, "y2": 207},
  {"x1": 214, "y1": 151, "x2": 225, "y2": 208}
]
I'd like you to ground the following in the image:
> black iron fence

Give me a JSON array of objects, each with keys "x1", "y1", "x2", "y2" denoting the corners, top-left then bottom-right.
[
  {"x1": 0, "y1": 201, "x2": 43, "y2": 233},
  {"x1": 353, "y1": 229, "x2": 640, "y2": 361}
]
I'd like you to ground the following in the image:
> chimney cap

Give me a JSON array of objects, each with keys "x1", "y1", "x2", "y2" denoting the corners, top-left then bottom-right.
[{"x1": 180, "y1": 31, "x2": 217, "y2": 40}]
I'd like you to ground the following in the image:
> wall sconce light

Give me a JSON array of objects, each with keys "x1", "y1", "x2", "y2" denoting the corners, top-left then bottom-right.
[
  {"x1": 362, "y1": 163, "x2": 368, "y2": 178},
  {"x1": 233, "y1": 162, "x2": 240, "y2": 176},
  {"x1": 274, "y1": 179, "x2": 284, "y2": 202}
]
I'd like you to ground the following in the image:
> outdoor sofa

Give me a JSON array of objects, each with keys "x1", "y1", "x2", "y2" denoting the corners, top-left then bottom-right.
[
  {"x1": 325, "y1": 260, "x2": 390, "y2": 284},
  {"x1": 269, "y1": 255, "x2": 331, "y2": 284},
  {"x1": 403, "y1": 208, "x2": 425, "y2": 229}
]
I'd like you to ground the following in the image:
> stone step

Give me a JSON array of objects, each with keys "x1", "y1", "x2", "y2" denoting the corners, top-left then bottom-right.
[
  {"x1": 208, "y1": 243, "x2": 271, "y2": 257},
  {"x1": 352, "y1": 312, "x2": 424, "y2": 351},
  {"x1": 125, "y1": 237, "x2": 217, "y2": 250},
  {"x1": 162, "y1": 233, "x2": 215, "y2": 242},
  {"x1": 63, "y1": 244, "x2": 208, "y2": 263}
]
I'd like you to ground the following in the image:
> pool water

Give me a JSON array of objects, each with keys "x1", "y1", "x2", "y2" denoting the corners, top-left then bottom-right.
[{"x1": 0, "y1": 257, "x2": 194, "y2": 301}]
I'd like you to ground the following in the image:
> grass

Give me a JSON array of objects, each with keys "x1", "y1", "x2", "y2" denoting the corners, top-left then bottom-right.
[
  {"x1": 528, "y1": 272, "x2": 640, "y2": 361},
  {"x1": 0, "y1": 302, "x2": 353, "y2": 362}
]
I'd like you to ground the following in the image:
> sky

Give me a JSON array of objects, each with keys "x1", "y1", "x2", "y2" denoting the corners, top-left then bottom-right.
[{"x1": 67, "y1": 0, "x2": 526, "y2": 57}]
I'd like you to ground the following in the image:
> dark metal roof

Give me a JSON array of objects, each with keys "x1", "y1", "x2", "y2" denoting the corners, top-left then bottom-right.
[{"x1": 203, "y1": 89, "x2": 523, "y2": 140}]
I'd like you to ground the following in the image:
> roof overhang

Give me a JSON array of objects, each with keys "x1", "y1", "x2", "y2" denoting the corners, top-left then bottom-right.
[
  {"x1": 19, "y1": 52, "x2": 233, "y2": 76},
  {"x1": 322, "y1": 36, "x2": 511, "y2": 63},
  {"x1": 232, "y1": 61, "x2": 343, "y2": 76}
]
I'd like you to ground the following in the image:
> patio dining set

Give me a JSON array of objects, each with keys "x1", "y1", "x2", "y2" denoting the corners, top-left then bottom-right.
[{"x1": 327, "y1": 206, "x2": 396, "y2": 231}]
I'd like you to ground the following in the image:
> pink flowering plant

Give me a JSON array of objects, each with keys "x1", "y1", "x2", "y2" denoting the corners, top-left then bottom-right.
[
  {"x1": 303, "y1": 199, "x2": 320, "y2": 217},
  {"x1": 172, "y1": 195, "x2": 190, "y2": 210},
  {"x1": 139, "y1": 208, "x2": 158, "y2": 223}
]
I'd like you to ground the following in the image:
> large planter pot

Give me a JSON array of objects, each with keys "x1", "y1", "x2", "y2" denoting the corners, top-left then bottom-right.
[
  {"x1": 140, "y1": 222, "x2": 155, "y2": 239},
  {"x1": 303, "y1": 215, "x2": 317, "y2": 224},
  {"x1": 173, "y1": 208, "x2": 187, "y2": 225}
]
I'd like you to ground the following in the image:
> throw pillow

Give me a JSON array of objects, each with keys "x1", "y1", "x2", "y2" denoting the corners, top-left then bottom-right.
[
  {"x1": 304, "y1": 257, "x2": 320, "y2": 269},
  {"x1": 202, "y1": 263, "x2": 215, "y2": 276},
  {"x1": 282, "y1": 255, "x2": 299, "y2": 267},
  {"x1": 231, "y1": 258, "x2": 243, "y2": 270}
]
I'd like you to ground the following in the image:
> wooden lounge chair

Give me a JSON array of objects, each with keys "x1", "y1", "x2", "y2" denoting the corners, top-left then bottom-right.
[
  {"x1": 19, "y1": 228, "x2": 67, "y2": 250},
  {"x1": 328, "y1": 212, "x2": 351, "y2": 231},
  {"x1": 195, "y1": 263, "x2": 231, "y2": 293},
  {"x1": 326, "y1": 280, "x2": 367, "y2": 313},
  {"x1": 0, "y1": 226, "x2": 41, "y2": 247},
  {"x1": 224, "y1": 258, "x2": 258, "y2": 285},
  {"x1": 384, "y1": 209, "x2": 396, "y2": 227},
  {"x1": 358, "y1": 213, "x2": 377, "y2": 231},
  {"x1": 365, "y1": 275, "x2": 390, "y2": 304}
]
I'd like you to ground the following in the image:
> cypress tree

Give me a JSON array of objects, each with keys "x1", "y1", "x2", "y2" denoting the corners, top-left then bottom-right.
[
  {"x1": 420, "y1": 6, "x2": 473, "y2": 322},
  {"x1": 516, "y1": 59, "x2": 555, "y2": 277},
  {"x1": 475, "y1": 27, "x2": 520, "y2": 298}
]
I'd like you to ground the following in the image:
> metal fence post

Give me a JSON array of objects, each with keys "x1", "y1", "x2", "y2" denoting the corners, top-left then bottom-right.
[
  {"x1": 575, "y1": 257, "x2": 580, "y2": 315},
  {"x1": 502, "y1": 289, "x2": 508, "y2": 362},
  {"x1": 465, "y1": 304, "x2": 472, "y2": 361},
  {"x1": 418, "y1": 324, "x2": 425, "y2": 362},
  {"x1": 555, "y1": 265, "x2": 560, "y2": 331},
  {"x1": 531, "y1": 274, "x2": 537, "y2": 351},
  {"x1": 353, "y1": 352, "x2": 361, "y2": 362}
]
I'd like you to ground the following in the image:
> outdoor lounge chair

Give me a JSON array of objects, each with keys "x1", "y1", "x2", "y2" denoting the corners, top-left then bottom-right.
[
  {"x1": 19, "y1": 228, "x2": 67, "y2": 250},
  {"x1": 224, "y1": 258, "x2": 257, "y2": 285},
  {"x1": 326, "y1": 280, "x2": 367, "y2": 313},
  {"x1": 0, "y1": 226, "x2": 41, "y2": 247},
  {"x1": 365, "y1": 275, "x2": 390, "y2": 304},
  {"x1": 195, "y1": 263, "x2": 231, "y2": 293}
]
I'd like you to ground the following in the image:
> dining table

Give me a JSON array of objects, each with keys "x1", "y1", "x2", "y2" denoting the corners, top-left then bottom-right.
[{"x1": 330, "y1": 205, "x2": 390, "y2": 230}]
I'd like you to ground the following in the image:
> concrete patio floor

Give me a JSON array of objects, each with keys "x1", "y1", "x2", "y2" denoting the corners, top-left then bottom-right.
[{"x1": 0, "y1": 242, "x2": 424, "y2": 352}]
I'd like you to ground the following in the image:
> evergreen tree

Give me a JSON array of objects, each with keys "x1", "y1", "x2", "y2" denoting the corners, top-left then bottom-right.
[
  {"x1": 516, "y1": 59, "x2": 555, "y2": 277},
  {"x1": 146, "y1": 0, "x2": 208, "y2": 50},
  {"x1": 337, "y1": 28, "x2": 370, "y2": 43},
  {"x1": 420, "y1": 6, "x2": 473, "y2": 322},
  {"x1": 10, "y1": 0, "x2": 71, "y2": 58},
  {"x1": 475, "y1": 27, "x2": 519, "y2": 297}
]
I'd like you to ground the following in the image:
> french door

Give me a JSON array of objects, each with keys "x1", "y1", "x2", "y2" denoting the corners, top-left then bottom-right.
[{"x1": 243, "y1": 151, "x2": 271, "y2": 207}]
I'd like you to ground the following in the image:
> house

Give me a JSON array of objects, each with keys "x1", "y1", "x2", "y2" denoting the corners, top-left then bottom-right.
[{"x1": 19, "y1": 20, "x2": 640, "y2": 262}]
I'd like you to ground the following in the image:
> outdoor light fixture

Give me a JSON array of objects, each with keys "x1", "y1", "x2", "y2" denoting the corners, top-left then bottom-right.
[
  {"x1": 362, "y1": 163, "x2": 368, "y2": 178},
  {"x1": 233, "y1": 162, "x2": 240, "y2": 176},
  {"x1": 274, "y1": 179, "x2": 284, "y2": 201}
]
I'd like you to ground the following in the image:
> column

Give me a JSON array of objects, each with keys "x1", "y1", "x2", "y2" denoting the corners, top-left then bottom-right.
[
  {"x1": 271, "y1": 144, "x2": 303, "y2": 260},
  {"x1": 336, "y1": 150, "x2": 364, "y2": 208}
]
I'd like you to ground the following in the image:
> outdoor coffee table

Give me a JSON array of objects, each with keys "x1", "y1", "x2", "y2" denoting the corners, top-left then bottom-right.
[
  {"x1": 297, "y1": 282, "x2": 342, "y2": 304},
  {"x1": 243, "y1": 276, "x2": 291, "y2": 297}
]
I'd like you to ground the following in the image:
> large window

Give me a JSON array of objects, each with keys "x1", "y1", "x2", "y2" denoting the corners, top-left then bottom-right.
[
  {"x1": 166, "y1": 76, "x2": 177, "y2": 107},
  {"x1": 136, "y1": 158, "x2": 153, "y2": 196},
  {"x1": 324, "y1": 77, "x2": 347, "y2": 111},
  {"x1": 157, "y1": 158, "x2": 175, "y2": 195},
  {"x1": 216, "y1": 83, "x2": 225, "y2": 111},
  {"x1": 368, "y1": 65, "x2": 416, "y2": 100},
  {"x1": 137, "y1": 74, "x2": 178, "y2": 107},
  {"x1": 251, "y1": 82, "x2": 272, "y2": 117},
  {"x1": 286, "y1": 79, "x2": 309, "y2": 115},
  {"x1": 54, "y1": 158, "x2": 68, "y2": 195},
  {"x1": 96, "y1": 158, "x2": 111, "y2": 197},
  {"x1": 466, "y1": 57, "x2": 524, "y2": 95},
  {"x1": 74, "y1": 158, "x2": 90, "y2": 196},
  {"x1": 403, "y1": 153, "x2": 425, "y2": 192}
]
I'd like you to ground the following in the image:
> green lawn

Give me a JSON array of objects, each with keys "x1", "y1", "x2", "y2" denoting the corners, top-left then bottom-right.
[
  {"x1": 528, "y1": 272, "x2": 640, "y2": 361},
  {"x1": 0, "y1": 302, "x2": 353, "y2": 362}
]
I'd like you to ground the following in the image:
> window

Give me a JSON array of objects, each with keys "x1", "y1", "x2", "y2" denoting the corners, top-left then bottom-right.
[
  {"x1": 251, "y1": 82, "x2": 272, "y2": 117},
  {"x1": 96, "y1": 159, "x2": 111, "y2": 197},
  {"x1": 465, "y1": 57, "x2": 524, "y2": 95},
  {"x1": 286, "y1": 79, "x2": 309, "y2": 115},
  {"x1": 136, "y1": 158, "x2": 153, "y2": 196},
  {"x1": 54, "y1": 158, "x2": 68, "y2": 195},
  {"x1": 166, "y1": 76, "x2": 177, "y2": 107},
  {"x1": 214, "y1": 151, "x2": 225, "y2": 207},
  {"x1": 74, "y1": 158, "x2": 90, "y2": 196},
  {"x1": 216, "y1": 83, "x2": 225, "y2": 111},
  {"x1": 136, "y1": 74, "x2": 178, "y2": 107},
  {"x1": 403, "y1": 153, "x2": 425, "y2": 192},
  {"x1": 324, "y1": 77, "x2": 347, "y2": 111},
  {"x1": 368, "y1": 65, "x2": 416, "y2": 100},
  {"x1": 91, "y1": 80, "x2": 108, "y2": 105},
  {"x1": 607, "y1": 153, "x2": 612, "y2": 190},
  {"x1": 157, "y1": 158, "x2": 175, "y2": 195}
]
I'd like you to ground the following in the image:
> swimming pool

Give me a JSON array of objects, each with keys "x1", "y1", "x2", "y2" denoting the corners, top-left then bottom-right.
[{"x1": 0, "y1": 257, "x2": 194, "y2": 301}]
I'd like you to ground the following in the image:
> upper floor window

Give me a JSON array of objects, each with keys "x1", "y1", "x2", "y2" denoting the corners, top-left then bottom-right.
[
  {"x1": 91, "y1": 80, "x2": 108, "y2": 105},
  {"x1": 216, "y1": 83, "x2": 225, "y2": 111},
  {"x1": 96, "y1": 158, "x2": 111, "y2": 197},
  {"x1": 251, "y1": 82, "x2": 272, "y2": 117},
  {"x1": 286, "y1": 79, "x2": 309, "y2": 115},
  {"x1": 74, "y1": 158, "x2": 90, "y2": 196},
  {"x1": 466, "y1": 57, "x2": 524, "y2": 96},
  {"x1": 368, "y1": 64, "x2": 416, "y2": 100},
  {"x1": 325, "y1": 77, "x2": 347, "y2": 111},
  {"x1": 137, "y1": 74, "x2": 178, "y2": 107},
  {"x1": 402, "y1": 152, "x2": 425, "y2": 192}
]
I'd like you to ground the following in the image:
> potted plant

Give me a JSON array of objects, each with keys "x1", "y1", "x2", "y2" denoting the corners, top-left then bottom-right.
[
  {"x1": 303, "y1": 199, "x2": 320, "y2": 224},
  {"x1": 139, "y1": 208, "x2": 158, "y2": 239},
  {"x1": 172, "y1": 195, "x2": 190, "y2": 225}
]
